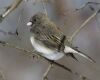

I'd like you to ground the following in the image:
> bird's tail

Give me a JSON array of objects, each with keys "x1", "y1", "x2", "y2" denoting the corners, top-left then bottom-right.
[{"x1": 64, "y1": 46, "x2": 95, "y2": 63}]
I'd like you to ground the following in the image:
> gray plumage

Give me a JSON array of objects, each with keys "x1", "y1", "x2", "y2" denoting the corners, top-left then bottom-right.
[
  {"x1": 27, "y1": 12, "x2": 95, "y2": 63},
  {"x1": 30, "y1": 13, "x2": 65, "y2": 51}
]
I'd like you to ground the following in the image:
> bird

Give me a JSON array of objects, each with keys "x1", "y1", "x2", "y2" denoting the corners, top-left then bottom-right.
[{"x1": 27, "y1": 12, "x2": 95, "y2": 63}]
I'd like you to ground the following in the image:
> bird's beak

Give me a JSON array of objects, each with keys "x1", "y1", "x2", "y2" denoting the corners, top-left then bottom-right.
[{"x1": 27, "y1": 21, "x2": 33, "y2": 26}]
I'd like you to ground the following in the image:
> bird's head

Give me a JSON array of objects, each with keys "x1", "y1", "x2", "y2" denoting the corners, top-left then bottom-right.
[
  {"x1": 27, "y1": 12, "x2": 49, "y2": 37},
  {"x1": 27, "y1": 12, "x2": 47, "y2": 27}
]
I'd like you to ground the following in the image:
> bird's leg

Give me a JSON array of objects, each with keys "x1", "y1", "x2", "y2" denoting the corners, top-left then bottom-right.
[
  {"x1": 42, "y1": 63, "x2": 53, "y2": 80},
  {"x1": 68, "y1": 9, "x2": 100, "y2": 42},
  {"x1": 0, "y1": 0, "x2": 23, "y2": 23}
]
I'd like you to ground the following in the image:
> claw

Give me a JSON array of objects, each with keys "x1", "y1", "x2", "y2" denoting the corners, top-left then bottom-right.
[{"x1": 64, "y1": 46, "x2": 96, "y2": 63}]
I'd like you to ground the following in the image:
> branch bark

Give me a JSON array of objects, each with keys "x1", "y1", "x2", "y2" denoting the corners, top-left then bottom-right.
[
  {"x1": 0, "y1": 40, "x2": 91, "y2": 80},
  {"x1": 0, "y1": 40, "x2": 72, "y2": 73},
  {"x1": 0, "y1": 0, "x2": 23, "y2": 22},
  {"x1": 69, "y1": 9, "x2": 100, "y2": 42}
]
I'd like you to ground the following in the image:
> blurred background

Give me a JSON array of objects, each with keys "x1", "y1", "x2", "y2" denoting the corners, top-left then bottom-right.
[{"x1": 0, "y1": 0, "x2": 100, "y2": 80}]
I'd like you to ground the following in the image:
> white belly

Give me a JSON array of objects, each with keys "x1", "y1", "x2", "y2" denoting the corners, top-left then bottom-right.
[{"x1": 30, "y1": 36, "x2": 64, "y2": 60}]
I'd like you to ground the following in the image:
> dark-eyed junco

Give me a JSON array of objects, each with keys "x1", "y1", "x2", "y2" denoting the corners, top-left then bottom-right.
[{"x1": 27, "y1": 12, "x2": 95, "y2": 62}]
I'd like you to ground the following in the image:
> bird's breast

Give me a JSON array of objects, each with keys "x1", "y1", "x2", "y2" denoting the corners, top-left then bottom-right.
[{"x1": 30, "y1": 36, "x2": 64, "y2": 60}]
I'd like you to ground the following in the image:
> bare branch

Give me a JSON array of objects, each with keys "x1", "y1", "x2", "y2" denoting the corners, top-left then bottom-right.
[
  {"x1": 41, "y1": 0, "x2": 48, "y2": 16},
  {"x1": 69, "y1": 9, "x2": 100, "y2": 42},
  {"x1": 43, "y1": 63, "x2": 53, "y2": 80},
  {"x1": 0, "y1": 40, "x2": 91, "y2": 80},
  {"x1": 76, "y1": 2, "x2": 100, "y2": 11},
  {"x1": 0, "y1": 40, "x2": 72, "y2": 73},
  {"x1": 0, "y1": 41, "x2": 91, "y2": 78},
  {"x1": 0, "y1": 0, "x2": 23, "y2": 22},
  {"x1": 0, "y1": 70, "x2": 5, "y2": 80},
  {"x1": 0, "y1": 41, "x2": 37, "y2": 57}
]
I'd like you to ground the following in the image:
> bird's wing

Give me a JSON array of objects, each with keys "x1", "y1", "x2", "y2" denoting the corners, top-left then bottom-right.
[{"x1": 64, "y1": 45, "x2": 95, "y2": 63}]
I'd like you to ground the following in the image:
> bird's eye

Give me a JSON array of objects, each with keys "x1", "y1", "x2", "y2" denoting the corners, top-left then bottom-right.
[
  {"x1": 36, "y1": 31, "x2": 39, "y2": 34},
  {"x1": 33, "y1": 18, "x2": 37, "y2": 22}
]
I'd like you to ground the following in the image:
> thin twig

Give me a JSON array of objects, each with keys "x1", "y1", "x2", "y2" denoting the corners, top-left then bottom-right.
[
  {"x1": 0, "y1": 41, "x2": 91, "y2": 79},
  {"x1": 41, "y1": 0, "x2": 48, "y2": 16},
  {"x1": 43, "y1": 63, "x2": 53, "y2": 80},
  {"x1": 0, "y1": 40, "x2": 72, "y2": 73},
  {"x1": 69, "y1": 9, "x2": 100, "y2": 42},
  {"x1": 0, "y1": 41, "x2": 37, "y2": 57},
  {"x1": 0, "y1": 0, "x2": 23, "y2": 22},
  {"x1": 76, "y1": 2, "x2": 100, "y2": 11},
  {"x1": 0, "y1": 70, "x2": 5, "y2": 80}
]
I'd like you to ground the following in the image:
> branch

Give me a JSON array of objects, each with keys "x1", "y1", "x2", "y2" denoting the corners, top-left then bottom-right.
[
  {"x1": 43, "y1": 63, "x2": 53, "y2": 80},
  {"x1": 45, "y1": 59, "x2": 72, "y2": 73},
  {"x1": 0, "y1": 0, "x2": 23, "y2": 22},
  {"x1": 0, "y1": 70, "x2": 5, "y2": 80},
  {"x1": 0, "y1": 40, "x2": 91, "y2": 80},
  {"x1": 0, "y1": 40, "x2": 72, "y2": 73},
  {"x1": 0, "y1": 41, "x2": 38, "y2": 57},
  {"x1": 41, "y1": 0, "x2": 48, "y2": 16},
  {"x1": 69, "y1": 9, "x2": 100, "y2": 42},
  {"x1": 0, "y1": 41, "x2": 91, "y2": 79},
  {"x1": 76, "y1": 2, "x2": 100, "y2": 11}
]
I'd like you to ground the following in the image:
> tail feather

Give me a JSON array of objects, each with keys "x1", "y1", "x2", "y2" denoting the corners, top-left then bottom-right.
[
  {"x1": 66, "y1": 53, "x2": 78, "y2": 61},
  {"x1": 64, "y1": 46, "x2": 96, "y2": 63}
]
